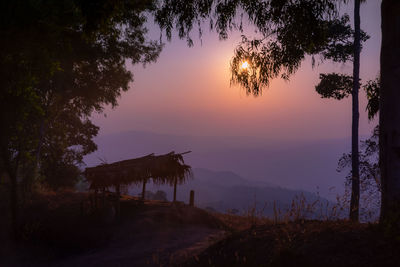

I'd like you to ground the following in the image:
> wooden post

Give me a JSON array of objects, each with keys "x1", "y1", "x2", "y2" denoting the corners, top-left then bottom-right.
[
  {"x1": 116, "y1": 184, "x2": 120, "y2": 220},
  {"x1": 141, "y1": 180, "x2": 147, "y2": 200},
  {"x1": 173, "y1": 178, "x2": 177, "y2": 202},
  {"x1": 94, "y1": 189, "x2": 98, "y2": 209},
  {"x1": 102, "y1": 187, "x2": 106, "y2": 209},
  {"x1": 189, "y1": 190, "x2": 195, "y2": 207}
]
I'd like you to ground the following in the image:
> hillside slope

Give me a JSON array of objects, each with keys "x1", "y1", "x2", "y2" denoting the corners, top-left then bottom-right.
[
  {"x1": 128, "y1": 168, "x2": 333, "y2": 218},
  {"x1": 181, "y1": 221, "x2": 400, "y2": 267}
]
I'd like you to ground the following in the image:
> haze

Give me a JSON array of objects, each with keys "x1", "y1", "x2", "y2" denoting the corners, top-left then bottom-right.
[{"x1": 87, "y1": 1, "x2": 381, "y2": 199}]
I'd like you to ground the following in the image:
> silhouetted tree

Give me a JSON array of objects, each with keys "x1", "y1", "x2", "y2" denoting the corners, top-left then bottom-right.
[
  {"x1": 0, "y1": 0, "x2": 161, "y2": 238},
  {"x1": 318, "y1": 71, "x2": 380, "y2": 220},
  {"x1": 338, "y1": 127, "x2": 380, "y2": 221},
  {"x1": 312, "y1": 0, "x2": 372, "y2": 222},
  {"x1": 316, "y1": 72, "x2": 379, "y2": 220},
  {"x1": 38, "y1": 104, "x2": 99, "y2": 190},
  {"x1": 155, "y1": 0, "x2": 369, "y2": 221},
  {"x1": 379, "y1": 0, "x2": 400, "y2": 229},
  {"x1": 348, "y1": 0, "x2": 362, "y2": 222},
  {"x1": 156, "y1": 1, "x2": 357, "y2": 88}
]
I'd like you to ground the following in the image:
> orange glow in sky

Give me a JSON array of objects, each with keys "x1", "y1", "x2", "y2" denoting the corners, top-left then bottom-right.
[
  {"x1": 92, "y1": 1, "x2": 381, "y2": 141},
  {"x1": 241, "y1": 61, "x2": 249, "y2": 70}
]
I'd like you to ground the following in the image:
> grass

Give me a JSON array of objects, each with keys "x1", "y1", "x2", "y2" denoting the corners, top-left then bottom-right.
[
  {"x1": 176, "y1": 192, "x2": 398, "y2": 267},
  {"x1": 180, "y1": 220, "x2": 400, "y2": 267},
  {"x1": 1, "y1": 189, "x2": 396, "y2": 267}
]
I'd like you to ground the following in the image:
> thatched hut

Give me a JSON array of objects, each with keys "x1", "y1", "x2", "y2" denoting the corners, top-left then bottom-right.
[{"x1": 84, "y1": 151, "x2": 192, "y2": 215}]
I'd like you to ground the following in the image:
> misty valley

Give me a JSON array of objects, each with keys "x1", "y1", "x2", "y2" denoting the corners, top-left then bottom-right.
[{"x1": 1, "y1": 0, "x2": 400, "y2": 266}]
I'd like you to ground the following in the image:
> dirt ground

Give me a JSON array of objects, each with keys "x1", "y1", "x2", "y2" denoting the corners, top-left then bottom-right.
[
  {"x1": 4, "y1": 192, "x2": 399, "y2": 267},
  {"x1": 1, "y1": 192, "x2": 226, "y2": 267},
  {"x1": 52, "y1": 203, "x2": 227, "y2": 266},
  {"x1": 53, "y1": 224, "x2": 224, "y2": 267}
]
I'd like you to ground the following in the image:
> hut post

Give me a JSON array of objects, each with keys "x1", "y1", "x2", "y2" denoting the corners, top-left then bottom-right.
[
  {"x1": 141, "y1": 179, "x2": 147, "y2": 200},
  {"x1": 94, "y1": 188, "x2": 98, "y2": 209},
  {"x1": 116, "y1": 184, "x2": 121, "y2": 219},
  {"x1": 173, "y1": 177, "x2": 177, "y2": 202},
  {"x1": 189, "y1": 190, "x2": 195, "y2": 207},
  {"x1": 102, "y1": 187, "x2": 106, "y2": 209}
]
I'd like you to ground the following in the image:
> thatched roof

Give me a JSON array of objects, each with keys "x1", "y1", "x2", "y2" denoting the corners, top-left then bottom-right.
[{"x1": 85, "y1": 151, "x2": 192, "y2": 189}]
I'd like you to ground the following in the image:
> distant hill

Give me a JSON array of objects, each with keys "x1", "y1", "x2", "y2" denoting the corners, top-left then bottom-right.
[
  {"x1": 191, "y1": 168, "x2": 266, "y2": 187},
  {"x1": 84, "y1": 130, "x2": 350, "y2": 199},
  {"x1": 127, "y1": 168, "x2": 332, "y2": 218}
]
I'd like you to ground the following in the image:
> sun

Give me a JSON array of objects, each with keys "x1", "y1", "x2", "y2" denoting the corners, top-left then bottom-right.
[{"x1": 240, "y1": 61, "x2": 249, "y2": 70}]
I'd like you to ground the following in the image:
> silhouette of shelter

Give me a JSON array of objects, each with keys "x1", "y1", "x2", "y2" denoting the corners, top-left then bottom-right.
[{"x1": 85, "y1": 151, "x2": 192, "y2": 214}]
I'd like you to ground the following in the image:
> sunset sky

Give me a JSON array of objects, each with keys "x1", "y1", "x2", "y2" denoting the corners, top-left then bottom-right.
[
  {"x1": 92, "y1": 1, "x2": 380, "y2": 142},
  {"x1": 81, "y1": 1, "x2": 383, "y2": 199}
]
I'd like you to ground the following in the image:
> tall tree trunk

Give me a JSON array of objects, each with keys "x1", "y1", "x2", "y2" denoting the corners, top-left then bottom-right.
[
  {"x1": 350, "y1": 0, "x2": 361, "y2": 222},
  {"x1": 379, "y1": 0, "x2": 400, "y2": 227}
]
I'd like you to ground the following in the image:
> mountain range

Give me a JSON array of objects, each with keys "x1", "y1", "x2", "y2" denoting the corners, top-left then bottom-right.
[
  {"x1": 84, "y1": 130, "x2": 351, "y2": 200},
  {"x1": 131, "y1": 168, "x2": 334, "y2": 217}
]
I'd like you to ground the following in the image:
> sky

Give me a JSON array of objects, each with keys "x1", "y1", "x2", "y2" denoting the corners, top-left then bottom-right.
[
  {"x1": 91, "y1": 1, "x2": 381, "y2": 142},
  {"x1": 83, "y1": 1, "x2": 383, "y2": 198}
]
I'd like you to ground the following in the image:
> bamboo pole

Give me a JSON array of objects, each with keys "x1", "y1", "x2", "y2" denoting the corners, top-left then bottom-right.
[{"x1": 141, "y1": 180, "x2": 147, "y2": 200}]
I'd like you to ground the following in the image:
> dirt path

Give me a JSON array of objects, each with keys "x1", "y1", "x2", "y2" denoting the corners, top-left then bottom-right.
[
  {"x1": 52, "y1": 226, "x2": 224, "y2": 267},
  {"x1": 51, "y1": 204, "x2": 226, "y2": 266}
]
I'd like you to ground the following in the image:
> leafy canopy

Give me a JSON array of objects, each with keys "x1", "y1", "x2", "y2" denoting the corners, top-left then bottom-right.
[
  {"x1": 0, "y1": 0, "x2": 162, "y2": 188},
  {"x1": 155, "y1": 0, "x2": 365, "y2": 95}
]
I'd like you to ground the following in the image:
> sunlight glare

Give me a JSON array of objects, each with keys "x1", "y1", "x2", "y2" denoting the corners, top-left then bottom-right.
[{"x1": 241, "y1": 61, "x2": 249, "y2": 70}]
